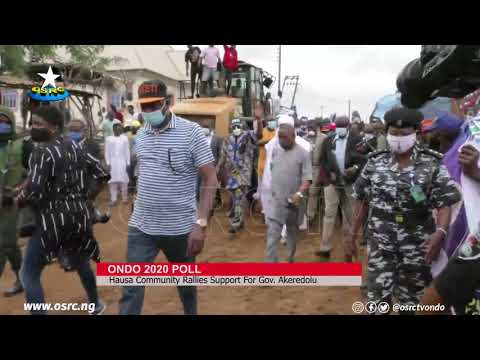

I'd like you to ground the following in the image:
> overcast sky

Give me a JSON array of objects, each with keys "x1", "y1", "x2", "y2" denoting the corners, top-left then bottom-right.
[{"x1": 172, "y1": 45, "x2": 421, "y2": 120}]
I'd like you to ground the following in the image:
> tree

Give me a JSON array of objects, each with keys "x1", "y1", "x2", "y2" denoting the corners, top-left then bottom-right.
[
  {"x1": 0, "y1": 45, "x2": 121, "y2": 77},
  {"x1": 0, "y1": 45, "x2": 124, "y2": 132}
]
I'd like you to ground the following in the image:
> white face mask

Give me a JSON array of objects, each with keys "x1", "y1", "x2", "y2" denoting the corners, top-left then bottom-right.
[
  {"x1": 387, "y1": 133, "x2": 417, "y2": 154},
  {"x1": 232, "y1": 128, "x2": 243, "y2": 137},
  {"x1": 336, "y1": 127, "x2": 348, "y2": 138}
]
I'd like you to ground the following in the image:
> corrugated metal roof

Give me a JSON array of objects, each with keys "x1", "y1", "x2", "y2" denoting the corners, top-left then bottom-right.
[{"x1": 101, "y1": 45, "x2": 188, "y2": 82}]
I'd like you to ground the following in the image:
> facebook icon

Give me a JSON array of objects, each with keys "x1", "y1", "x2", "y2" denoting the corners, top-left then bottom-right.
[{"x1": 365, "y1": 301, "x2": 377, "y2": 314}]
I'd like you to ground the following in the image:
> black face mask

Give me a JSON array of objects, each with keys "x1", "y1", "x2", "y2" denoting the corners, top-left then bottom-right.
[{"x1": 31, "y1": 127, "x2": 51, "y2": 142}]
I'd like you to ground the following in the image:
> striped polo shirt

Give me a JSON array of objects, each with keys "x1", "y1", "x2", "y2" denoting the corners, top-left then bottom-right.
[{"x1": 129, "y1": 114, "x2": 214, "y2": 235}]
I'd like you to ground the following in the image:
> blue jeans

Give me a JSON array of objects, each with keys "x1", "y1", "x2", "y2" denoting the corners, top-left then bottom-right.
[
  {"x1": 118, "y1": 227, "x2": 197, "y2": 315},
  {"x1": 20, "y1": 230, "x2": 98, "y2": 315}
]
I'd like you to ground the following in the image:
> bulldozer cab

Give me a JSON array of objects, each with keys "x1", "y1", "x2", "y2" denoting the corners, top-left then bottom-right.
[
  {"x1": 229, "y1": 61, "x2": 266, "y2": 118},
  {"x1": 173, "y1": 61, "x2": 274, "y2": 137}
]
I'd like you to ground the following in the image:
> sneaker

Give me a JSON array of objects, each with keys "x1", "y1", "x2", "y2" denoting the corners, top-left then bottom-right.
[
  {"x1": 89, "y1": 301, "x2": 106, "y2": 315},
  {"x1": 4, "y1": 280, "x2": 23, "y2": 297},
  {"x1": 280, "y1": 237, "x2": 287, "y2": 245},
  {"x1": 228, "y1": 226, "x2": 237, "y2": 234}
]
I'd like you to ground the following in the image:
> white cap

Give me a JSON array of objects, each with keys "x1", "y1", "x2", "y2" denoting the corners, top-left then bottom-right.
[{"x1": 277, "y1": 114, "x2": 295, "y2": 128}]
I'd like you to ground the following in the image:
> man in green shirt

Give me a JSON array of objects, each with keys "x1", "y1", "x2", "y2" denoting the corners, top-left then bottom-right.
[
  {"x1": 102, "y1": 111, "x2": 120, "y2": 140},
  {"x1": 0, "y1": 106, "x2": 26, "y2": 297}
]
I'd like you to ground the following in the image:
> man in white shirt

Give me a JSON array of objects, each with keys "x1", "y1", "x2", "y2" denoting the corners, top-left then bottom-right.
[
  {"x1": 124, "y1": 104, "x2": 139, "y2": 129},
  {"x1": 272, "y1": 91, "x2": 282, "y2": 117},
  {"x1": 105, "y1": 123, "x2": 130, "y2": 206},
  {"x1": 200, "y1": 45, "x2": 221, "y2": 96}
]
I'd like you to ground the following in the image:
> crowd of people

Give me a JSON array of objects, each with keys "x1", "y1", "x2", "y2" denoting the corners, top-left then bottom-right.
[{"x1": 1, "y1": 71, "x2": 480, "y2": 315}]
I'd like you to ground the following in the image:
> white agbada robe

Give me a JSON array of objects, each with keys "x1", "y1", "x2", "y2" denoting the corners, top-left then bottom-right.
[
  {"x1": 460, "y1": 139, "x2": 480, "y2": 241},
  {"x1": 260, "y1": 116, "x2": 311, "y2": 220},
  {"x1": 105, "y1": 134, "x2": 131, "y2": 184}
]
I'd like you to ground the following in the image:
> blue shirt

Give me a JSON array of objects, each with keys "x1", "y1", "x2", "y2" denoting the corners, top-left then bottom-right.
[{"x1": 129, "y1": 115, "x2": 214, "y2": 235}]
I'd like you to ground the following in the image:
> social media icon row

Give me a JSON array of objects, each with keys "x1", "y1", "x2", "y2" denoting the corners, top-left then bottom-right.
[{"x1": 352, "y1": 301, "x2": 390, "y2": 314}]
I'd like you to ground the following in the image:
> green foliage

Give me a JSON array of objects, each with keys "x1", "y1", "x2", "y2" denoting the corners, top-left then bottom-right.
[{"x1": 0, "y1": 45, "x2": 119, "y2": 76}]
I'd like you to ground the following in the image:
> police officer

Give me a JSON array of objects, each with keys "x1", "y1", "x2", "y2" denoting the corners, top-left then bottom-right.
[{"x1": 348, "y1": 107, "x2": 461, "y2": 314}]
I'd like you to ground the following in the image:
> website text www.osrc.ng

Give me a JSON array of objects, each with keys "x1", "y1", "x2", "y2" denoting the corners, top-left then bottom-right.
[{"x1": 23, "y1": 303, "x2": 96, "y2": 314}]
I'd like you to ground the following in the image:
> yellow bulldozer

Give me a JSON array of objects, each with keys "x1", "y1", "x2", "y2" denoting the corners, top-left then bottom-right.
[{"x1": 173, "y1": 61, "x2": 275, "y2": 136}]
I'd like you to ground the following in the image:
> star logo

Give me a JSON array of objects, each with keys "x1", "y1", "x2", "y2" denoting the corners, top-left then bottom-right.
[{"x1": 37, "y1": 66, "x2": 60, "y2": 89}]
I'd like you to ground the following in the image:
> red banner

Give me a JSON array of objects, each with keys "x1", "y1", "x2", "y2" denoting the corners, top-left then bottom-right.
[{"x1": 96, "y1": 263, "x2": 362, "y2": 276}]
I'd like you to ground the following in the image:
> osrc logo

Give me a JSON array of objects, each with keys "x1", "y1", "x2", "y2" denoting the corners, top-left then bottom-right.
[{"x1": 27, "y1": 66, "x2": 70, "y2": 102}]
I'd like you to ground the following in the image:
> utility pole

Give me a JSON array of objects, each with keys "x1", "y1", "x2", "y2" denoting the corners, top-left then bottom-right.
[
  {"x1": 348, "y1": 99, "x2": 351, "y2": 119},
  {"x1": 278, "y1": 45, "x2": 282, "y2": 97}
]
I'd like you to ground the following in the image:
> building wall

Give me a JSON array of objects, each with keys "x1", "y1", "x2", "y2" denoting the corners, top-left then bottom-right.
[{"x1": 0, "y1": 88, "x2": 23, "y2": 127}]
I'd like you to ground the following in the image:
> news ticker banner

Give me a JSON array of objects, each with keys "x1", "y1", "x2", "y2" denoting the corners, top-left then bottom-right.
[{"x1": 96, "y1": 263, "x2": 362, "y2": 287}]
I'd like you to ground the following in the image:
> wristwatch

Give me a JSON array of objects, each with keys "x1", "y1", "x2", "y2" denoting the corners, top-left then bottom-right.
[{"x1": 196, "y1": 219, "x2": 208, "y2": 228}]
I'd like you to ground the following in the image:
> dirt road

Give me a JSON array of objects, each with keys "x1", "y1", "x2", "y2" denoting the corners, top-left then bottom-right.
[{"x1": 0, "y1": 192, "x2": 366, "y2": 315}]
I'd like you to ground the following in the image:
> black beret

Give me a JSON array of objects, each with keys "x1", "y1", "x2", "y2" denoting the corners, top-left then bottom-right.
[{"x1": 384, "y1": 107, "x2": 424, "y2": 130}]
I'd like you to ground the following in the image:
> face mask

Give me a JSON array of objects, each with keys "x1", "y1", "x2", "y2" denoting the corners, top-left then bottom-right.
[
  {"x1": 308, "y1": 130, "x2": 316, "y2": 137},
  {"x1": 0, "y1": 123, "x2": 12, "y2": 134},
  {"x1": 202, "y1": 128, "x2": 211, "y2": 137},
  {"x1": 267, "y1": 121, "x2": 277, "y2": 130},
  {"x1": 336, "y1": 127, "x2": 348, "y2": 138},
  {"x1": 68, "y1": 131, "x2": 83, "y2": 143},
  {"x1": 31, "y1": 127, "x2": 51, "y2": 143},
  {"x1": 143, "y1": 108, "x2": 167, "y2": 127},
  {"x1": 387, "y1": 133, "x2": 417, "y2": 154},
  {"x1": 232, "y1": 128, "x2": 243, "y2": 137}
]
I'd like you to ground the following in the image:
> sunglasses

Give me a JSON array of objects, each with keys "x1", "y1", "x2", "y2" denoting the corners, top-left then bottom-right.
[{"x1": 232, "y1": 125, "x2": 242, "y2": 130}]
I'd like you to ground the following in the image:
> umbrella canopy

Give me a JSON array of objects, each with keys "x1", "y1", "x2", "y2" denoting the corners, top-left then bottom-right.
[{"x1": 370, "y1": 93, "x2": 452, "y2": 122}]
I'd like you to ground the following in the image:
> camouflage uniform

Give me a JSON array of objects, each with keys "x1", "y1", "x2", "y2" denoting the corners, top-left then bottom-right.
[
  {"x1": 222, "y1": 130, "x2": 257, "y2": 229},
  {"x1": 352, "y1": 143, "x2": 461, "y2": 309}
]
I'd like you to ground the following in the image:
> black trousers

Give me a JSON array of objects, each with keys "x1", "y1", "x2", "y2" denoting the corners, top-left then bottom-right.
[{"x1": 190, "y1": 65, "x2": 202, "y2": 97}]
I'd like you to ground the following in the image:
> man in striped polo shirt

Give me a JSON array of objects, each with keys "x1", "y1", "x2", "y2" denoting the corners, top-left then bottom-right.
[{"x1": 119, "y1": 80, "x2": 218, "y2": 315}]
